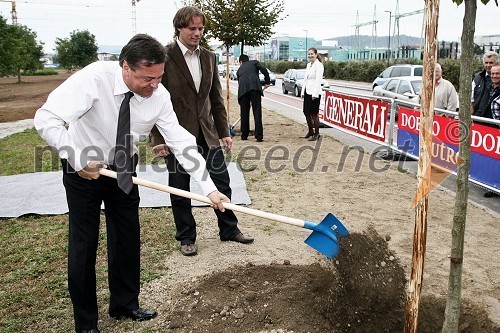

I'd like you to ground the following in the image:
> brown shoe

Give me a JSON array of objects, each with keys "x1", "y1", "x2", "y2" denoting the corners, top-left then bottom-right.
[
  {"x1": 227, "y1": 233, "x2": 254, "y2": 244},
  {"x1": 180, "y1": 243, "x2": 197, "y2": 256}
]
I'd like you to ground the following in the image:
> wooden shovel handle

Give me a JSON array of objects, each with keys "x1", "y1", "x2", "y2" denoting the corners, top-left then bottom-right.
[{"x1": 99, "y1": 169, "x2": 306, "y2": 228}]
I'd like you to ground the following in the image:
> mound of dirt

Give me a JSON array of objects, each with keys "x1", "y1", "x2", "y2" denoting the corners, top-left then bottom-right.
[{"x1": 150, "y1": 229, "x2": 497, "y2": 333}]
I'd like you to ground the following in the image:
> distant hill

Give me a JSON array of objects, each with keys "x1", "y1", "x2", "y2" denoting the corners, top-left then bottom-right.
[
  {"x1": 97, "y1": 45, "x2": 123, "y2": 54},
  {"x1": 322, "y1": 35, "x2": 423, "y2": 49}
]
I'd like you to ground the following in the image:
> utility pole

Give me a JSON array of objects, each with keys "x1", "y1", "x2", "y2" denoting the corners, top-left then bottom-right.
[
  {"x1": 353, "y1": 11, "x2": 378, "y2": 60},
  {"x1": 303, "y1": 29, "x2": 308, "y2": 61},
  {"x1": 385, "y1": 10, "x2": 391, "y2": 66}
]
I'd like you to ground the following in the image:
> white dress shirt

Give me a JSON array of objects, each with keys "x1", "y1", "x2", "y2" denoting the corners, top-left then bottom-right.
[
  {"x1": 177, "y1": 39, "x2": 201, "y2": 92},
  {"x1": 34, "y1": 61, "x2": 217, "y2": 196},
  {"x1": 301, "y1": 60, "x2": 324, "y2": 98}
]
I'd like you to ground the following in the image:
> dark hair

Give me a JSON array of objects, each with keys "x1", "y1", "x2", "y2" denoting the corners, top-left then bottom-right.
[
  {"x1": 239, "y1": 54, "x2": 249, "y2": 63},
  {"x1": 173, "y1": 6, "x2": 205, "y2": 38},
  {"x1": 119, "y1": 34, "x2": 166, "y2": 70},
  {"x1": 308, "y1": 47, "x2": 322, "y2": 63}
]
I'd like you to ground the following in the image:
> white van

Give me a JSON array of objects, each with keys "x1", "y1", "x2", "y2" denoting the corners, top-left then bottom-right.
[{"x1": 372, "y1": 64, "x2": 423, "y2": 90}]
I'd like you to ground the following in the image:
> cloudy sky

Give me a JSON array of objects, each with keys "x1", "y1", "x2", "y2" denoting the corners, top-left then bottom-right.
[{"x1": 1, "y1": 0, "x2": 499, "y2": 53}]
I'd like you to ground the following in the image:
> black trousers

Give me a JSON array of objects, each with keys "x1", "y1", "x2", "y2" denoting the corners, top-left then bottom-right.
[
  {"x1": 62, "y1": 157, "x2": 140, "y2": 330},
  {"x1": 239, "y1": 89, "x2": 263, "y2": 140},
  {"x1": 165, "y1": 134, "x2": 240, "y2": 244}
]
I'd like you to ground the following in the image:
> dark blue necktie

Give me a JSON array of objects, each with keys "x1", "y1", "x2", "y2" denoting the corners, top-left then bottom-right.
[{"x1": 115, "y1": 91, "x2": 134, "y2": 194}]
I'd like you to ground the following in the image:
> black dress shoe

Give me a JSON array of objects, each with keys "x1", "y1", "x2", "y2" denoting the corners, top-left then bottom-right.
[
  {"x1": 484, "y1": 191, "x2": 499, "y2": 198},
  {"x1": 227, "y1": 232, "x2": 254, "y2": 244},
  {"x1": 76, "y1": 329, "x2": 100, "y2": 333},
  {"x1": 109, "y1": 307, "x2": 158, "y2": 321},
  {"x1": 180, "y1": 243, "x2": 197, "y2": 256}
]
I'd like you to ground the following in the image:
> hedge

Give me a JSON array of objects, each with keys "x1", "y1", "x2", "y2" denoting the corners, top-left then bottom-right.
[{"x1": 264, "y1": 58, "x2": 485, "y2": 92}]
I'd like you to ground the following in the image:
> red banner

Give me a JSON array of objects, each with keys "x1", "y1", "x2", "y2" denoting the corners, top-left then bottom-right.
[
  {"x1": 321, "y1": 91, "x2": 389, "y2": 142},
  {"x1": 398, "y1": 106, "x2": 500, "y2": 160}
]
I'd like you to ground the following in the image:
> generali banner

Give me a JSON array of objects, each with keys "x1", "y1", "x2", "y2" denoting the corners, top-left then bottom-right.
[
  {"x1": 397, "y1": 106, "x2": 500, "y2": 190},
  {"x1": 320, "y1": 91, "x2": 389, "y2": 142}
]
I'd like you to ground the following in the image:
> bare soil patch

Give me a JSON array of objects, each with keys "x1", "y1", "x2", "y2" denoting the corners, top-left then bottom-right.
[{"x1": 1, "y1": 74, "x2": 499, "y2": 332}]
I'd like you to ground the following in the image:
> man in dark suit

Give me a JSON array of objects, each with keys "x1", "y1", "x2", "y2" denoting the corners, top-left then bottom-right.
[
  {"x1": 150, "y1": 6, "x2": 254, "y2": 256},
  {"x1": 236, "y1": 54, "x2": 270, "y2": 142}
]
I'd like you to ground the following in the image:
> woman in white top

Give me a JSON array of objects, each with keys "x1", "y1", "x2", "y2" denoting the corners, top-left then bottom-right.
[{"x1": 301, "y1": 47, "x2": 324, "y2": 141}]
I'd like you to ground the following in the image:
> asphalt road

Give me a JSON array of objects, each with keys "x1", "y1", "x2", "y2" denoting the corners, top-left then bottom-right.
[{"x1": 222, "y1": 76, "x2": 500, "y2": 217}]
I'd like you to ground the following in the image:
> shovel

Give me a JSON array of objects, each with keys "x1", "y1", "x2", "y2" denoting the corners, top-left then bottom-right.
[
  {"x1": 99, "y1": 169, "x2": 349, "y2": 259},
  {"x1": 229, "y1": 117, "x2": 241, "y2": 137}
]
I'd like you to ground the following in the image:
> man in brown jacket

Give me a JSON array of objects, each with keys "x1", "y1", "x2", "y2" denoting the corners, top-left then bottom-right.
[{"x1": 150, "y1": 6, "x2": 253, "y2": 256}]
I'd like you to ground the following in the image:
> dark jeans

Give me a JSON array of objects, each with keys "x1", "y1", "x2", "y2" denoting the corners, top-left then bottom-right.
[
  {"x1": 165, "y1": 135, "x2": 240, "y2": 244},
  {"x1": 62, "y1": 158, "x2": 140, "y2": 330},
  {"x1": 239, "y1": 89, "x2": 263, "y2": 140}
]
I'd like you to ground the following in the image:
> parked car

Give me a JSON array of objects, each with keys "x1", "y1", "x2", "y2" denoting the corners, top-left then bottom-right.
[
  {"x1": 217, "y1": 64, "x2": 226, "y2": 76},
  {"x1": 372, "y1": 76, "x2": 422, "y2": 106},
  {"x1": 281, "y1": 69, "x2": 330, "y2": 97},
  {"x1": 222, "y1": 65, "x2": 239, "y2": 80},
  {"x1": 259, "y1": 70, "x2": 276, "y2": 85},
  {"x1": 372, "y1": 64, "x2": 423, "y2": 90}
]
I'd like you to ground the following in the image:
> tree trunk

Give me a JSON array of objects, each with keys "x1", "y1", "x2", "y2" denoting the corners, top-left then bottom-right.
[
  {"x1": 404, "y1": 0, "x2": 439, "y2": 332},
  {"x1": 442, "y1": 0, "x2": 476, "y2": 332},
  {"x1": 17, "y1": 72, "x2": 21, "y2": 84},
  {"x1": 225, "y1": 46, "x2": 231, "y2": 126}
]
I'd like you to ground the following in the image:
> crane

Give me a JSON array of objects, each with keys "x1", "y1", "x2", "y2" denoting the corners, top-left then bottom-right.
[
  {"x1": 0, "y1": 0, "x2": 17, "y2": 24},
  {"x1": 132, "y1": 0, "x2": 141, "y2": 35}
]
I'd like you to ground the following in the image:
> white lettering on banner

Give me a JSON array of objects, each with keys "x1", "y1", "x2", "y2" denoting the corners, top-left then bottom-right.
[
  {"x1": 400, "y1": 112, "x2": 440, "y2": 135},
  {"x1": 431, "y1": 141, "x2": 459, "y2": 165},
  {"x1": 324, "y1": 94, "x2": 386, "y2": 139},
  {"x1": 471, "y1": 130, "x2": 500, "y2": 155}
]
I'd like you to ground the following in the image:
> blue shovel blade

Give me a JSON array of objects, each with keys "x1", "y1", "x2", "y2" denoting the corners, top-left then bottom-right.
[{"x1": 304, "y1": 213, "x2": 350, "y2": 259}]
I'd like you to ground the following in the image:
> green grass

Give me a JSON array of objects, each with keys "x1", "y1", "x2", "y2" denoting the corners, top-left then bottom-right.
[
  {"x1": 0, "y1": 130, "x2": 177, "y2": 332},
  {"x1": 0, "y1": 129, "x2": 161, "y2": 176}
]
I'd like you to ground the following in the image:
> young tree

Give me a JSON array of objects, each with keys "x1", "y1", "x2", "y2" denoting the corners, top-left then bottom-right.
[
  {"x1": 442, "y1": 0, "x2": 497, "y2": 332},
  {"x1": 183, "y1": 0, "x2": 285, "y2": 122},
  {"x1": 0, "y1": 15, "x2": 44, "y2": 83},
  {"x1": 55, "y1": 30, "x2": 98, "y2": 70},
  {"x1": 10, "y1": 24, "x2": 44, "y2": 83}
]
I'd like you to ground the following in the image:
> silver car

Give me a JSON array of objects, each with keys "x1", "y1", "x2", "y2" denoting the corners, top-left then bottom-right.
[
  {"x1": 282, "y1": 69, "x2": 330, "y2": 97},
  {"x1": 259, "y1": 70, "x2": 276, "y2": 85},
  {"x1": 373, "y1": 76, "x2": 422, "y2": 105}
]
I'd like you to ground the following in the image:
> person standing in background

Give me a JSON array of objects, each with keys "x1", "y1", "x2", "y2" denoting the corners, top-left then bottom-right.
[
  {"x1": 301, "y1": 47, "x2": 324, "y2": 141},
  {"x1": 471, "y1": 51, "x2": 498, "y2": 118},
  {"x1": 434, "y1": 63, "x2": 458, "y2": 115},
  {"x1": 150, "y1": 6, "x2": 254, "y2": 257},
  {"x1": 236, "y1": 54, "x2": 270, "y2": 142}
]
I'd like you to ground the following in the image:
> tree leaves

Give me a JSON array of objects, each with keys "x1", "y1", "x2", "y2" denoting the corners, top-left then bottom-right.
[{"x1": 55, "y1": 30, "x2": 98, "y2": 70}]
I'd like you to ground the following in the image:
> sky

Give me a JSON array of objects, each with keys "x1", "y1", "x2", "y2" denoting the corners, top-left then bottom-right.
[{"x1": 1, "y1": 0, "x2": 499, "y2": 53}]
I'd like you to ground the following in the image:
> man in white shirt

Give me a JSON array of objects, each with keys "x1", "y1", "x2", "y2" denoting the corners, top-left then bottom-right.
[{"x1": 34, "y1": 34, "x2": 228, "y2": 333}]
